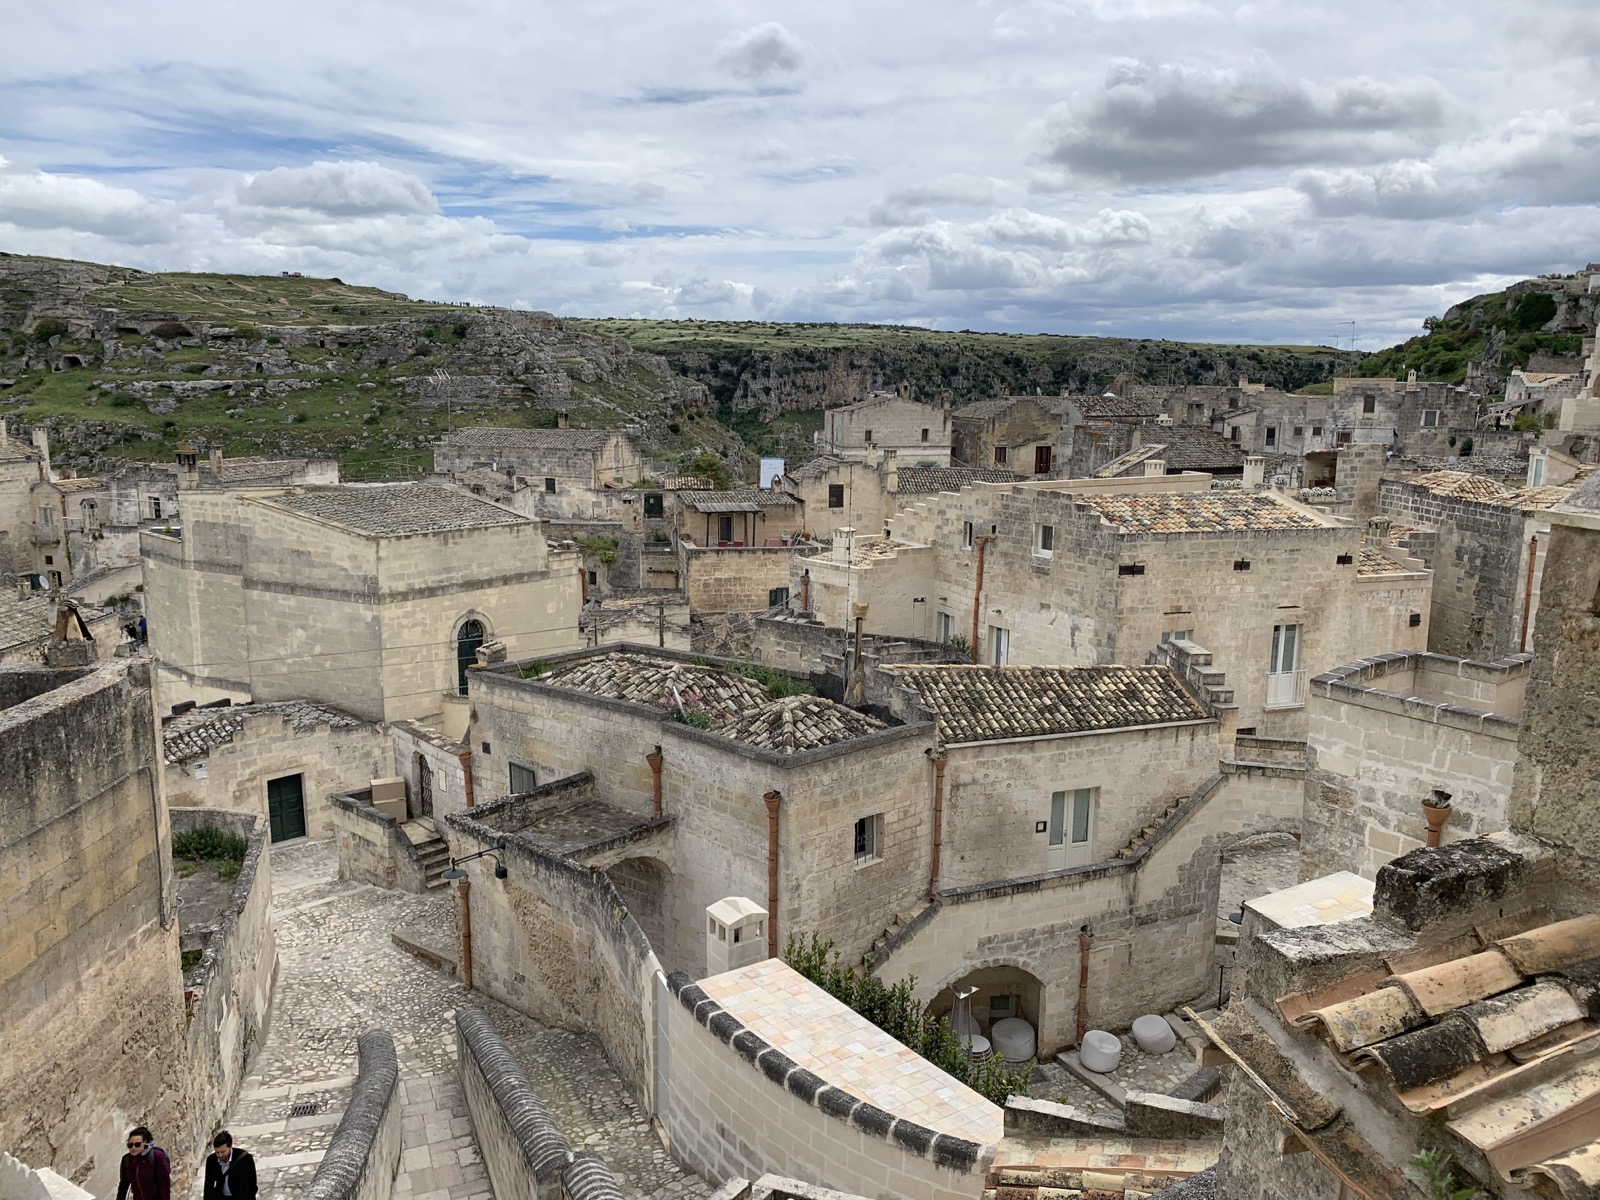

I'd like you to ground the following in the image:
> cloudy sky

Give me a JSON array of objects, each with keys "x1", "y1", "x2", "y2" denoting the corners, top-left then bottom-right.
[{"x1": 2, "y1": 0, "x2": 1597, "y2": 346}]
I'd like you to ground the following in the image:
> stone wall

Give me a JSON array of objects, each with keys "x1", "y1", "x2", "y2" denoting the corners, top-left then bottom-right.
[
  {"x1": 681, "y1": 546, "x2": 801, "y2": 614},
  {"x1": 446, "y1": 801, "x2": 663, "y2": 1109},
  {"x1": 331, "y1": 790, "x2": 430, "y2": 893},
  {"x1": 824, "y1": 396, "x2": 952, "y2": 465},
  {"x1": 389, "y1": 722, "x2": 472, "y2": 825},
  {"x1": 171, "y1": 809, "x2": 276, "y2": 1165},
  {"x1": 455, "y1": 1009, "x2": 623, "y2": 1200},
  {"x1": 165, "y1": 710, "x2": 388, "y2": 839},
  {"x1": 1301, "y1": 652, "x2": 1525, "y2": 881},
  {"x1": 302, "y1": 1030, "x2": 402, "y2": 1200},
  {"x1": 658, "y1": 972, "x2": 991, "y2": 1200},
  {"x1": 0, "y1": 661, "x2": 190, "y2": 1196}
]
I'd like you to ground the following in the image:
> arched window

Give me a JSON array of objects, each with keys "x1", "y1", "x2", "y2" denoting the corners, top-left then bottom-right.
[{"x1": 456, "y1": 618, "x2": 486, "y2": 695}]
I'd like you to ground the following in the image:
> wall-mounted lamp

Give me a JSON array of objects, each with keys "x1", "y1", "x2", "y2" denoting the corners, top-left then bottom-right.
[{"x1": 441, "y1": 841, "x2": 507, "y2": 881}]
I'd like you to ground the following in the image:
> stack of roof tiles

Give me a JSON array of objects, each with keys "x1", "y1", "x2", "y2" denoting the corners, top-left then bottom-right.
[
  {"x1": 1280, "y1": 913, "x2": 1600, "y2": 1198},
  {"x1": 883, "y1": 664, "x2": 1207, "y2": 745},
  {"x1": 540, "y1": 652, "x2": 770, "y2": 720},
  {"x1": 1355, "y1": 546, "x2": 1411, "y2": 576},
  {"x1": 712, "y1": 695, "x2": 887, "y2": 753},
  {"x1": 1078, "y1": 491, "x2": 1327, "y2": 534}
]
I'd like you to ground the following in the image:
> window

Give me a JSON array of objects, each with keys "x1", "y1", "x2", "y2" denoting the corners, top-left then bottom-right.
[
  {"x1": 828, "y1": 484, "x2": 845, "y2": 509},
  {"x1": 1264, "y1": 427, "x2": 1277, "y2": 448},
  {"x1": 1036, "y1": 524, "x2": 1054, "y2": 557},
  {"x1": 988, "y1": 625, "x2": 1010, "y2": 665},
  {"x1": 994, "y1": 446, "x2": 1008, "y2": 465},
  {"x1": 864, "y1": 429, "x2": 874, "y2": 444},
  {"x1": 1229, "y1": 426, "x2": 1240, "y2": 442},
  {"x1": 1409, "y1": 612, "x2": 1422, "y2": 627},
  {"x1": 768, "y1": 586, "x2": 789, "y2": 607},
  {"x1": 854, "y1": 814, "x2": 883, "y2": 865},
  {"x1": 989, "y1": 994, "x2": 1017, "y2": 1018},
  {"x1": 587, "y1": 570, "x2": 598, "y2": 586},
  {"x1": 37, "y1": 506, "x2": 54, "y2": 528},
  {"x1": 921, "y1": 428, "x2": 930, "y2": 442},
  {"x1": 44, "y1": 555, "x2": 54, "y2": 565},
  {"x1": 509, "y1": 762, "x2": 538, "y2": 794},
  {"x1": 1312, "y1": 424, "x2": 1324, "y2": 437},
  {"x1": 456, "y1": 618, "x2": 486, "y2": 696},
  {"x1": 544, "y1": 477, "x2": 556, "y2": 494},
  {"x1": 1531, "y1": 458, "x2": 1546, "y2": 486},
  {"x1": 1293, "y1": 426, "x2": 1304, "y2": 437},
  {"x1": 1336, "y1": 553, "x2": 1353, "y2": 565},
  {"x1": 644, "y1": 493, "x2": 664, "y2": 518},
  {"x1": 1337, "y1": 430, "x2": 1354, "y2": 446},
  {"x1": 1421, "y1": 409, "x2": 1440, "y2": 428},
  {"x1": 1160, "y1": 629, "x2": 1192, "y2": 645},
  {"x1": 1034, "y1": 445, "x2": 1053, "y2": 474},
  {"x1": 151, "y1": 497, "x2": 163, "y2": 520},
  {"x1": 1233, "y1": 559, "x2": 1251, "y2": 571},
  {"x1": 1266, "y1": 623, "x2": 1304, "y2": 709},
  {"x1": 1118, "y1": 563, "x2": 1145, "y2": 576},
  {"x1": 1363, "y1": 396, "x2": 1376, "y2": 414},
  {"x1": 962, "y1": 520, "x2": 974, "y2": 549},
  {"x1": 937, "y1": 612, "x2": 954, "y2": 643}
]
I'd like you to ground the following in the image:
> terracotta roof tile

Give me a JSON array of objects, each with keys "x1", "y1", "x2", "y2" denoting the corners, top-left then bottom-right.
[
  {"x1": 273, "y1": 484, "x2": 527, "y2": 535},
  {"x1": 882, "y1": 664, "x2": 1208, "y2": 744},
  {"x1": 712, "y1": 695, "x2": 887, "y2": 753},
  {"x1": 1077, "y1": 491, "x2": 1327, "y2": 534},
  {"x1": 896, "y1": 466, "x2": 1018, "y2": 494},
  {"x1": 540, "y1": 651, "x2": 769, "y2": 720},
  {"x1": 163, "y1": 700, "x2": 366, "y2": 763},
  {"x1": 1356, "y1": 547, "x2": 1412, "y2": 575},
  {"x1": 680, "y1": 489, "x2": 799, "y2": 513}
]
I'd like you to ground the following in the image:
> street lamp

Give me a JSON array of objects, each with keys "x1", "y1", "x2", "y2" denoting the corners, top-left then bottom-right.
[{"x1": 441, "y1": 842, "x2": 507, "y2": 881}]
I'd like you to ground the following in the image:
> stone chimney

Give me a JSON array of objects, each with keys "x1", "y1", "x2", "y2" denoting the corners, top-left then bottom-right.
[
  {"x1": 556, "y1": 409, "x2": 570, "y2": 429},
  {"x1": 705, "y1": 897, "x2": 769, "y2": 976},
  {"x1": 1366, "y1": 516, "x2": 1392, "y2": 546},
  {"x1": 209, "y1": 447, "x2": 224, "y2": 478},
  {"x1": 0, "y1": 418, "x2": 8, "y2": 449},
  {"x1": 175, "y1": 443, "x2": 200, "y2": 491},
  {"x1": 832, "y1": 527, "x2": 855, "y2": 563},
  {"x1": 1143, "y1": 457, "x2": 1167, "y2": 478},
  {"x1": 1407, "y1": 369, "x2": 1419, "y2": 391},
  {"x1": 31, "y1": 428, "x2": 50, "y2": 477},
  {"x1": 1243, "y1": 455, "x2": 1266, "y2": 489},
  {"x1": 883, "y1": 449, "x2": 899, "y2": 493}
]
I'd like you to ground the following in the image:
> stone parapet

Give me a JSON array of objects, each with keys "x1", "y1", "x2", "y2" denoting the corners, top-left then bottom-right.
[{"x1": 302, "y1": 1029, "x2": 401, "y2": 1200}]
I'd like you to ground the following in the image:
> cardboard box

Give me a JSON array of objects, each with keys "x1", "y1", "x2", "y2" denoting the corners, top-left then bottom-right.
[
  {"x1": 370, "y1": 776, "x2": 406, "y2": 804},
  {"x1": 372, "y1": 797, "x2": 407, "y2": 822}
]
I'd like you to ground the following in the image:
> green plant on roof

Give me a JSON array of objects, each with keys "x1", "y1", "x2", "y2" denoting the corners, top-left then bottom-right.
[
  {"x1": 729, "y1": 661, "x2": 814, "y2": 699},
  {"x1": 1404, "y1": 1149, "x2": 1482, "y2": 1200},
  {"x1": 575, "y1": 534, "x2": 620, "y2": 564},
  {"x1": 670, "y1": 706, "x2": 713, "y2": 729}
]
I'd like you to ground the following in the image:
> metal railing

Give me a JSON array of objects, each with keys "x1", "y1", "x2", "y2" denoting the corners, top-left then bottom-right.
[{"x1": 1264, "y1": 669, "x2": 1308, "y2": 710}]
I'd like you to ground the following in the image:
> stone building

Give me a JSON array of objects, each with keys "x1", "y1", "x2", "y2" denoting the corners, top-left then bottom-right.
[
  {"x1": 142, "y1": 482, "x2": 583, "y2": 722},
  {"x1": 819, "y1": 387, "x2": 952, "y2": 466},
  {"x1": 0, "y1": 590, "x2": 119, "y2": 663},
  {"x1": 802, "y1": 478, "x2": 1432, "y2": 736},
  {"x1": 951, "y1": 394, "x2": 1060, "y2": 475},
  {"x1": 26, "y1": 476, "x2": 105, "y2": 585},
  {"x1": 1069, "y1": 421, "x2": 1247, "y2": 480},
  {"x1": 776, "y1": 454, "x2": 1018, "y2": 543},
  {"x1": 163, "y1": 699, "x2": 388, "y2": 841},
  {"x1": 431, "y1": 422, "x2": 644, "y2": 519},
  {"x1": 0, "y1": 422, "x2": 48, "y2": 578},
  {"x1": 1378, "y1": 465, "x2": 1594, "y2": 660},
  {"x1": 1216, "y1": 373, "x2": 1479, "y2": 459},
  {"x1": 676, "y1": 488, "x2": 805, "y2": 548}
]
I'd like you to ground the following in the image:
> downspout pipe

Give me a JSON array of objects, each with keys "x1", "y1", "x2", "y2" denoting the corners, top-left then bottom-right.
[
  {"x1": 1076, "y1": 923, "x2": 1093, "y2": 1046},
  {"x1": 458, "y1": 750, "x2": 475, "y2": 807},
  {"x1": 647, "y1": 746, "x2": 664, "y2": 817},
  {"x1": 970, "y1": 535, "x2": 991, "y2": 664},
  {"x1": 763, "y1": 790, "x2": 782, "y2": 958},
  {"x1": 1520, "y1": 535, "x2": 1538, "y2": 653},
  {"x1": 929, "y1": 753, "x2": 947, "y2": 900},
  {"x1": 457, "y1": 879, "x2": 474, "y2": 989}
]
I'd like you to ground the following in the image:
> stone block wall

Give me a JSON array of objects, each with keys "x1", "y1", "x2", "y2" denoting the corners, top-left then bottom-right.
[
  {"x1": 165, "y1": 712, "x2": 388, "y2": 839},
  {"x1": 389, "y1": 722, "x2": 472, "y2": 826},
  {"x1": 331, "y1": 791, "x2": 429, "y2": 893},
  {"x1": 0, "y1": 662, "x2": 190, "y2": 1197},
  {"x1": 302, "y1": 1030, "x2": 401, "y2": 1200},
  {"x1": 657, "y1": 972, "x2": 991, "y2": 1200},
  {"x1": 682, "y1": 547, "x2": 801, "y2": 614},
  {"x1": 172, "y1": 809, "x2": 276, "y2": 1166}
]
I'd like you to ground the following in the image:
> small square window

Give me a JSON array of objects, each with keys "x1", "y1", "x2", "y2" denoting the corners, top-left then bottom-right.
[
  {"x1": 1363, "y1": 396, "x2": 1376, "y2": 414},
  {"x1": 854, "y1": 814, "x2": 883, "y2": 865},
  {"x1": 1312, "y1": 425, "x2": 1324, "y2": 436},
  {"x1": 587, "y1": 570, "x2": 598, "y2": 586},
  {"x1": 1160, "y1": 629, "x2": 1192, "y2": 644},
  {"x1": 1118, "y1": 563, "x2": 1145, "y2": 576},
  {"x1": 1336, "y1": 553, "x2": 1354, "y2": 565},
  {"x1": 481, "y1": 741, "x2": 492, "y2": 754},
  {"x1": 1233, "y1": 559, "x2": 1251, "y2": 571},
  {"x1": 543, "y1": 477, "x2": 556, "y2": 494},
  {"x1": 1293, "y1": 426, "x2": 1304, "y2": 437},
  {"x1": 864, "y1": 429, "x2": 873, "y2": 444},
  {"x1": 994, "y1": 446, "x2": 1008, "y2": 465},
  {"x1": 44, "y1": 555, "x2": 53, "y2": 565},
  {"x1": 509, "y1": 762, "x2": 537, "y2": 793},
  {"x1": 1421, "y1": 409, "x2": 1440, "y2": 428},
  {"x1": 1036, "y1": 524, "x2": 1054, "y2": 556},
  {"x1": 768, "y1": 586, "x2": 789, "y2": 607},
  {"x1": 921, "y1": 428, "x2": 929, "y2": 442},
  {"x1": 828, "y1": 484, "x2": 844, "y2": 508},
  {"x1": 1409, "y1": 612, "x2": 1423, "y2": 627}
]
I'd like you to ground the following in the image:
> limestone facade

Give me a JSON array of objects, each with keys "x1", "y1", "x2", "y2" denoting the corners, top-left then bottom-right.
[
  {"x1": 0, "y1": 428, "x2": 46, "y2": 578},
  {"x1": 820, "y1": 389, "x2": 952, "y2": 466},
  {"x1": 951, "y1": 395, "x2": 1060, "y2": 474},
  {"x1": 432, "y1": 426, "x2": 643, "y2": 520}
]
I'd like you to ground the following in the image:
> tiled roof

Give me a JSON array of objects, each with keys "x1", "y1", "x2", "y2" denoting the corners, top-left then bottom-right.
[
  {"x1": 539, "y1": 652, "x2": 770, "y2": 720},
  {"x1": 842, "y1": 537, "x2": 918, "y2": 565},
  {"x1": 951, "y1": 395, "x2": 1041, "y2": 421},
  {"x1": 1133, "y1": 424, "x2": 1247, "y2": 471},
  {"x1": 679, "y1": 489, "x2": 799, "y2": 513},
  {"x1": 0, "y1": 595, "x2": 111, "y2": 655},
  {"x1": 441, "y1": 426, "x2": 617, "y2": 451},
  {"x1": 0, "y1": 441, "x2": 43, "y2": 464},
  {"x1": 895, "y1": 466, "x2": 1018, "y2": 494},
  {"x1": 1077, "y1": 491, "x2": 1328, "y2": 534},
  {"x1": 655, "y1": 475, "x2": 713, "y2": 491},
  {"x1": 1406, "y1": 469, "x2": 1596, "y2": 512},
  {"x1": 49, "y1": 476, "x2": 104, "y2": 493},
  {"x1": 1078, "y1": 393, "x2": 1164, "y2": 418},
  {"x1": 882, "y1": 664, "x2": 1208, "y2": 744},
  {"x1": 1093, "y1": 445, "x2": 1165, "y2": 478},
  {"x1": 454, "y1": 467, "x2": 516, "y2": 500},
  {"x1": 712, "y1": 695, "x2": 887, "y2": 753},
  {"x1": 163, "y1": 700, "x2": 367, "y2": 763},
  {"x1": 1280, "y1": 912, "x2": 1600, "y2": 1194},
  {"x1": 1355, "y1": 547, "x2": 1411, "y2": 575},
  {"x1": 273, "y1": 484, "x2": 528, "y2": 535},
  {"x1": 783, "y1": 456, "x2": 846, "y2": 482},
  {"x1": 201, "y1": 457, "x2": 318, "y2": 485}
]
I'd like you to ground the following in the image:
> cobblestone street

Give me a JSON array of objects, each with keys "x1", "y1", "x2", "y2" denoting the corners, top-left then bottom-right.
[{"x1": 219, "y1": 838, "x2": 708, "y2": 1200}]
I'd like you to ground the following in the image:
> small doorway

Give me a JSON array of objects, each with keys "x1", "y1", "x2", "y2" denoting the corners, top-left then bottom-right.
[
  {"x1": 988, "y1": 625, "x2": 1010, "y2": 666},
  {"x1": 414, "y1": 755, "x2": 433, "y2": 820},
  {"x1": 717, "y1": 514, "x2": 735, "y2": 543},
  {"x1": 266, "y1": 774, "x2": 307, "y2": 842},
  {"x1": 1034, "y1": 445, "x2": 1053, "y2": 474},
  {"x1": 456, "y1": 619, "x2": 486, "y2": 695},
  {"x1": 1048, "y1": 788, "x2": 1095, "y2": 869}
]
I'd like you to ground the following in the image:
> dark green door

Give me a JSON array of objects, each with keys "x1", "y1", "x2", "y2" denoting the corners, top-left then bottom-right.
[
  {"x1": 267, "y1": 774, "x2": 307, "y2": 842},
  {"x1": 456, "y1": 619, "x2": 485, "y2": 695}
]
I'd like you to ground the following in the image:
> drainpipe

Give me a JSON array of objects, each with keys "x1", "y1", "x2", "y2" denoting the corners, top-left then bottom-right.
[
  {"x1": 970, "y1": 535, "x2": 991, "y2": 664},
  {"x1": 1519, "y1": 535, "x2": 1538, "y2": 653},
  {"x1": 1076, "y1": 923, "x2": 1093, "y2": 1045},
  {"x1": 456, "y1": 879, "x2": 474, "y2": 989},
  {"x1": 929, "y1": 753, "x2": 947, "y2": 899},
  {"x1": 763, "y1": 790, "x2": 782, "y2": 957},
  {"x1": 647, "y1": 746, "x2": 663, "y2": 817},
  {"x1": 800, "y1": 570, "x2": 810, "y2": 612},
  {"x1": 458, "y1": 750, "x2": 475, "y2": 807}
]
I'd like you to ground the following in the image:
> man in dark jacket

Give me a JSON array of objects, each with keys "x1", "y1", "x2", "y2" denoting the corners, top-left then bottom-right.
[
  {"x1": 116, "y1": 1128, "x2": 170, "y2": 1200},
  {"x1": 202, "y1": 1131, "x2": 256, "y2": 1200}
]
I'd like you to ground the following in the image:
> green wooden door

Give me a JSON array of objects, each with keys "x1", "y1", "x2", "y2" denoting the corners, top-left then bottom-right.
[{"x1": 267, "y1": 774, "x2": 307, "y2": 842}]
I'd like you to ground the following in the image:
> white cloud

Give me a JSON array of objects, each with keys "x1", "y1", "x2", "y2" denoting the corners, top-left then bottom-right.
[
  {"x1": 0, "y1": 156, "x2": 180, "y2": 244},
  {"x1": 712, "y1": 22, "x2": 804, "y2": 81},
  {"x1": 234, "y1": 161, "x2": 440, "y2": 217}
]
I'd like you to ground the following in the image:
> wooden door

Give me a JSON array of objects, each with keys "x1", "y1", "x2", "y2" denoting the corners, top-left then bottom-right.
[
  {"x1": 266, "y1": 774, "x2": 307, "y2": 843},
  {"x1": 1034, "y1": 445, "x2": 1053, "y2": 474}
]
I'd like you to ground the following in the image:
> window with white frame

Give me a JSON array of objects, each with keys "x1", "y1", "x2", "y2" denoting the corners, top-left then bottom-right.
[
  {"x1": 962, "y1": 520, "x2": 974, "y2": 549},
  {"x1": 1264, "y1": 426, "x2": 1277, "y2": 447},
  {"x1": 1421, "y1": 409, "x2": 1440, "y2": 428},
  {"x1": 1036, "y1": 523, "x2": 1054, "y2": 557},
  {"x1": 1160, "y1": 628, "x2": 1193, "y2": 645},
  {"x1": 937, "y1": 612, "x2": 954, "y2": 643},
  {"x1": 853, "y1": 814, "x2": 883, "y2": 865},
  {"x1": 989, "y1": 625, "x2": 1010, "y2": 665}
]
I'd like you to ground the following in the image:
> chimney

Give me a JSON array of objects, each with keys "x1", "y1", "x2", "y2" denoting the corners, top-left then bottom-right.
[
  {"x1": 1407, "y1": 369, "x2": 1419, "y2": 392},
  {"x1": 883, "y1": 448, "x2": 899, "y2": 493},
  {"x1": 833, "y1": 527, "x2": 856, "y2": 563},
  {"x1": 0, "y1": 418, "x2": 8, "y2": 448},
  {"x1": 175, "y1": 443, "x2": 200, "y2": 491},
  {"x1": 705, "y1": 897, "x2": 769, "y2": 976},
  {"x1": 1243, "y1": 455, "x2": 1266, "y2": 489},
  {"x1": 556, "y1": 410, "x2": 570, "y2": 429},
  {"x1": 31, "y1": 428, "x2": 50, "y2": 477},
  {"x1": 1143, "y1": 458, "x2": 1167, "y2": 477},
  {"x1": 209, "y1": 447, "x2": 224, "y2": 478},
  {"x1": 1366, "y1": 516, "x2": 1392, "y2": 546}
]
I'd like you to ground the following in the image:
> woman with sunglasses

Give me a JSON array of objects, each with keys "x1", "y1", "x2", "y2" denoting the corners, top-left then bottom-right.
[{"x1": 116, "y1": 1128, "x2": 170, "y2": 1200}]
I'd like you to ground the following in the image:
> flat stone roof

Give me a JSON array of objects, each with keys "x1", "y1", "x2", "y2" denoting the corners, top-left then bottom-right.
[
  {"x1": 700, "y1": 958, "x2": 1002, "y2": 1145},
  {"x1": 1245, "y1": 871, "x2": 1374, "y2": 931},
  {"x1": 513, "y1": 797, "x2": 662, "y2": 856},
  {"x1": 272, "y1": 484, "x2": 528, "y2": 535}
]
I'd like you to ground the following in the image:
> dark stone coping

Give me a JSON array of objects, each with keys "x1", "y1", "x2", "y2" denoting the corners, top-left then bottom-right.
[
  {"x1": 563, "y1": 1152, "x2": 626, "y2": 1200},
  {"x1": 1168, "y1": 1065, "x2": 1223, "y2": 1103},
  {"x1": 330, "y1": 789, "x2": 428, "y2": 879},
  {"x1": 455, "y1": 1009, "x2": 575, "y2": 1183},
  {"x1": 303, "y1": 1029, "x2": 400, "y2": 1200},
  {"x1": 1145, "y1": 1165, "x2": 1218, "y2": 1200},
  {"x1": 169, "y1": 808, "x2": 269, "y2": 994},
  {"x1": 1311, "y1": 650, "x2": 1531, "y2": 734},
  {"x1": 663, "y1": 970, "x2": 987, "y2": 1173},
  {"x1": 1374, "y1": 837, "x2": 1530, "y2": 932}
]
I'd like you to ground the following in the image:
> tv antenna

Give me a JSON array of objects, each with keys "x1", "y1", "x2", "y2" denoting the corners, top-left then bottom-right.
[{"x1": 433, "y1": 368, "x2": 453, "y2": 433}]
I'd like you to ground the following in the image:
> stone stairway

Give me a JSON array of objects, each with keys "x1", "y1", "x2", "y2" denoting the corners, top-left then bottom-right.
[
  {"x1": 401, "y1": 820, "x2": 452, "y2": 890},
  {"x1": 861, "y1": 899, "x2": 935, "y2": 966},
  {"x1": 212, "y1": 1072, "x2": 356, "y2": 1199}
]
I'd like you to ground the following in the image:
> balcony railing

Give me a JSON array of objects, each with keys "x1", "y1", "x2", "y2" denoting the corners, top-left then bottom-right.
[{"x1": 1264, "y1": 669, "x2": 1308, "y2": 710}]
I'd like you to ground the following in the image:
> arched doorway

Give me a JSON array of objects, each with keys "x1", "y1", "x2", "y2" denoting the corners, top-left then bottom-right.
[
  {"x1": 455, "y1": 618, "x2": 485, "y2": 695},
  {"x1": 927, "y1": 963, "x2": 1046, "y2": 1057},
  {"x1": 604, "y1": 856, "x2": 672, "y2": 965},
  {"x1": 413, "y1": 754, "x2": 433, "y2": 820}
]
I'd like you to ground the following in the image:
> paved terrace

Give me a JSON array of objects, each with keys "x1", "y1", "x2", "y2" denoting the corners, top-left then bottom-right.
[{"x1": 215, "y1": 838, "x2": 707, "y2": 1200}]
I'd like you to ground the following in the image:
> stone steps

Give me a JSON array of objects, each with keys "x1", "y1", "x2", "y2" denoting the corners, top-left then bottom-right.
[
  {"x1": 216, "y1": 1073, "x2": 356, "y2": 1198},
  {"x1": 862, "y1": 900, "x2": 934, "y2": 965},
  {"x1": 412, "y1": 834, "x2": 453, "y2": 891}
]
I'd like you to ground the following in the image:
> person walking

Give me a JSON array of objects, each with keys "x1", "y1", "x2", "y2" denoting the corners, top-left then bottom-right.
[
  {"x1": 202, "y1": 1132, "x2": 256, "y2": 1200},
  {"x1": 116, "y1": 1128, "x2": 170, "y2": 1200}
]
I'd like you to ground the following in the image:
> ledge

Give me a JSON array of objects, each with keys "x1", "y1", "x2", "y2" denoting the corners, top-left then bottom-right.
[{"x1": 302, "y1": 1029, "x2": 400, "y2": 1200}]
